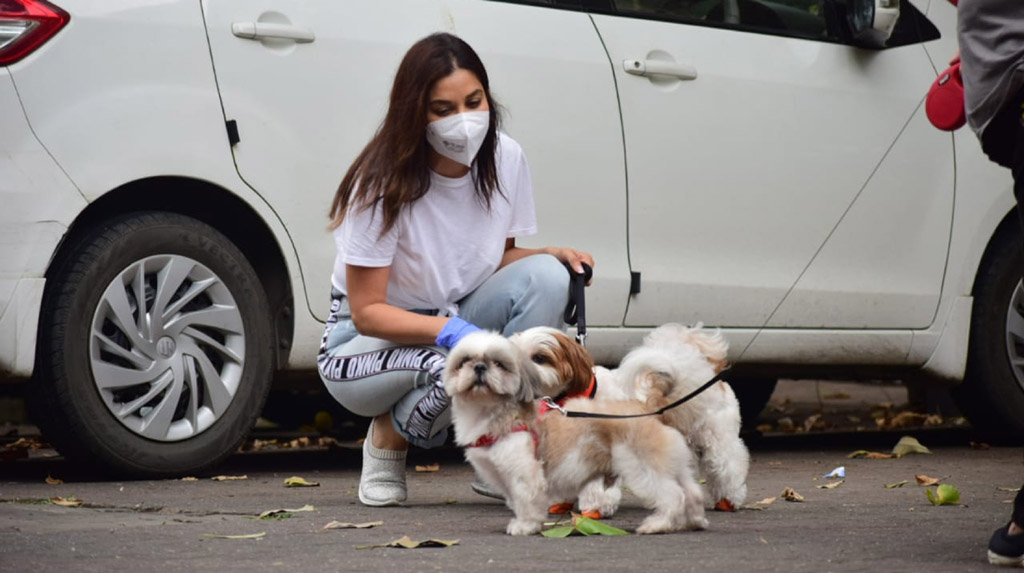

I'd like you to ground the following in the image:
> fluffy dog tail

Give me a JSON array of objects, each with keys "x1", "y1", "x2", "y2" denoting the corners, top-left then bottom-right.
[
  {"x1": 615, "y1": 347, "x2": 678, "y2": 410},
  {"x1": 645, "y1": 322, "x2": 729, "y2": 374}
]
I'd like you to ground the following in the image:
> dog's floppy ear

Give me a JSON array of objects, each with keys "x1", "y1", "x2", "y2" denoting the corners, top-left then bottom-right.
[
  {"x1": 554, "y1": 332, "x2": 595, "y2": 396},
  {"x1": 516, "y1": 358, "x2": 540, "y2": 404}
]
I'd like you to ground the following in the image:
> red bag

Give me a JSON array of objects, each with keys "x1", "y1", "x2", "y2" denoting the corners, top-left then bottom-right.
[{"x1": 926, "y1": 61, "x2": 966, "y2": 131}]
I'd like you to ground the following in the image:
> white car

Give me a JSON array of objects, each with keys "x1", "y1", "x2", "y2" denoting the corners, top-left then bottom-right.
[{"x1": 1, "y1": 0, "x2": 1017, "y2": 476}]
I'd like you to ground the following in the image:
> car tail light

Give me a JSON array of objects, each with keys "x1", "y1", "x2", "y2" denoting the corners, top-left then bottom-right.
[{"x1": 0, "y1": 0, "x2": 69, "y2": 66}]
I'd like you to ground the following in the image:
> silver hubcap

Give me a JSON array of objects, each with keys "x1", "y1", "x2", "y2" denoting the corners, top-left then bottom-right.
[
  {"x1": 1006, "y1": 279, "x2": 1024, "y2": 395},
  {"x1": 89, "y1": 255, "x2": 245, "y2": 442}
]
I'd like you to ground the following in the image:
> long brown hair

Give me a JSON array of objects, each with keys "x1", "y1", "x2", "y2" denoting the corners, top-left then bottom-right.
[{"x1": 328, "y1": 33, "x2": 502, "y2": 234}]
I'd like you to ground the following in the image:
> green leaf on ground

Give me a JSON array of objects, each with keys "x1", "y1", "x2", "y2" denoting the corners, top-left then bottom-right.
[
  {"x1": 541, "y1": 526, "x2": 577, "y2": 538},
  {"x1": 283, "y1": 476, "x2": 320, "y2": 487},
  {"x1": 541, "y1": 513, "x2": 629, "y2": 537},
  {"x1": 574, "y1": 515, "x2": 628, "y2": 536},
  {"x1": 884, "y1": 480, "x2": 909, "y2": 489},
  {"x1": 926, "y1": 484, "x2": 961, "y2": 506}
]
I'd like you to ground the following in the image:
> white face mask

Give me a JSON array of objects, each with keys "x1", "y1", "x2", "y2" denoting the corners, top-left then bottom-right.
[{"x1": 425, "y1": 110, "x2": 490, "y2": 168}]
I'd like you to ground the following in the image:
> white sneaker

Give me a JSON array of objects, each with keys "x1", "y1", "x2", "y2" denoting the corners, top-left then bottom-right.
[{"x1": 358, "y1": 419, "x2": 407, "y2": 507}]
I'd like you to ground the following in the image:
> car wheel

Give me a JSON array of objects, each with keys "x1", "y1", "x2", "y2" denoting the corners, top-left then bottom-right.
[
  {"x1": 951, "y1": 224, "x2": 1024, "y2": 443},
  {"x1": 31, "y1": 212, "x2": 274, "y2": 476},
  {"x1": 728, "y1": 376, "x2": 778, "y2": 429}
]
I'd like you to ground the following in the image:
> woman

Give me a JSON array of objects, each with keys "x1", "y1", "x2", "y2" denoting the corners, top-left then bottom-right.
[{"x1": 317, "y1": 32, "x2": 594, "y2": 507}]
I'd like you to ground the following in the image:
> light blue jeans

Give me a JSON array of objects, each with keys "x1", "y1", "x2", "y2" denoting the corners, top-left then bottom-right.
[{"x1": 317, "y1": 254, "x2": 569, "y2": 448}]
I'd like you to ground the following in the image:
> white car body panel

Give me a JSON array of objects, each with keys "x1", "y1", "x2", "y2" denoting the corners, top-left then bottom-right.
[
  {"x1": 770, "y1": 103, "x2": 954, "y2": 329},
  {"x1": 593, "y1": 12, "x2": 945, "y2": 329},
  {"x1": 0, "y1": 69, "x2": 85, "y2": 376},
  {"x1": 202, "y1": 0, "x2": 630, "y2": 328}
]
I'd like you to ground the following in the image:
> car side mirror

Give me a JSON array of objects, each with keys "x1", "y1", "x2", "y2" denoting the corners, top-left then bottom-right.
[{"x1": 847, "y1": 0, "x2": 900, "y2": 47}]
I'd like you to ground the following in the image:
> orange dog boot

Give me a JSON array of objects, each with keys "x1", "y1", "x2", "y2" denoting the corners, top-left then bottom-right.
[
  {"x1": 548, "y1": 502, "x2": 574, "y2": 515},
  {"x1": 580, "y1": 509, "x2": 602, "y2": 520},
  {"x1": 714, "y1": 498, "x2": 737, "y2": 512}
]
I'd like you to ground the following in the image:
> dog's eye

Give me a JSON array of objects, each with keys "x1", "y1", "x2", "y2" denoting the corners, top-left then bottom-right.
[
  {"x1": 458, "y1": 357, "x2": 471, "y2": 368},
  {"x1": 493, "y1": 360, "x2": 509, "y2": 372},
  {"x1": 531, "y1": 354, "x2": 550, "y2": 365}
]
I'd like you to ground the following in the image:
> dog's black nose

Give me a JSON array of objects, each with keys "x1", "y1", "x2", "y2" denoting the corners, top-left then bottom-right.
[{"x1": 474, "y1": 362, "x2": 487, "y2": 376}]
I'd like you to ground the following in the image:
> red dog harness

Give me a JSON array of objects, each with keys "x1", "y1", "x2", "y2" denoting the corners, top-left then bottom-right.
[{"x1": 467, "y1": 422, "x2": 539, "y2": 450}]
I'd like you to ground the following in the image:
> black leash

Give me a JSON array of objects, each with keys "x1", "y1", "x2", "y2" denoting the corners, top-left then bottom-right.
[
  {"x1": 542, "y1": 368, "x2": 731, "y2": 420},
  {"x1": 562, "y1": 263, "x2": 593, "y2": 347},
  {"x1": 555, "y1": 260, "x2": 727, "y2": 419}
]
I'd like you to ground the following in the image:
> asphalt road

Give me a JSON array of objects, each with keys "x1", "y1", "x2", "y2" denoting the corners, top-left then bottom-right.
[{"x1": 1, "y1": 382, "x2": 1022, "y2": 573}]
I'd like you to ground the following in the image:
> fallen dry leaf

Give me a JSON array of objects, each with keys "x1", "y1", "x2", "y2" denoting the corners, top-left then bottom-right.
[
  {"x1": 50, "y1": 496, "x2": 82, "y2": 507},
  {"x1": 211, "y1": 475, "x2": 248, "y2": 481},
  {"x1": 755, "y1": 424, "x2": 774, "y2": 433},
  {"x1": 181, "y1": 477, "x2": 199, "y2": 482},
  {"x1": 284, "y1": 476, "x2": 320, "y2": 487},
  {"x1": 970, "y1": 442, "x2": 991, "y2": 450},
  {"x1": 776, "y1": 417, "x2": 796, "y2": 433},
  {"x1": 915, "y1": 475, "x2": 940, "y2": 487},
  {"x1": 817, "y1": 480, "x2": 844, "y2": 490},
  {"x1": 823, "y1": 392, "x2": 851, "y2": 400},
  {"x1": 888, "y1": 411, "x2": 929, "y2": 429},
  {"x1": 356, "y1": 535, "x2": 459, "y2": 550},
  {"x1": 415, "y1": 463, "x2": 440, "y2": 473},
  {"x1": 323, "y1": 520, "x2": 384, "y2": 530},
  {"x1": 257, "y1": 505, "x2": 316, "y2": 519},
  {"x1": 998, "y1": 487, "x2": 1022, "y2": 493},
  {"x1": 202, "y1": 532, "x2": 266, "y2": 540},
  {"x1": 892, "y1": 436, "x2": 932, "y2": 456},
  {"x1": 45, "y1": 475, "x2": 63, "y2": 485},
  {"x1": 848, "y1": 450, "x2": 896, "y2": 459},
  {"x1": 287, "y1": 437, "x2": 312, "y2": 449},
  {"x1": 781, "y1": 488, "x2": 804, "y2": 502},
  {"x1": 444, "y1": 498, "x2": 458, "y2": 505}
]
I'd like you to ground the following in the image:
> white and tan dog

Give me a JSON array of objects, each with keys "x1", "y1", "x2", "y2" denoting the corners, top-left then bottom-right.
[
  {"x1": 445, "y1": 330, "x2": 708, "y2": 536},
  {"x1": 513, "y1": 324, "x2": 749, "y2": 516}
]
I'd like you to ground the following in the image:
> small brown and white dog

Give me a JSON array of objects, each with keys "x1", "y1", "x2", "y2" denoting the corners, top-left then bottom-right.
[
  {"x1": 444, "y1": 330, "x2": 708, "y2": 536},
  {"x1": 513, "y1": 324, "x2": 749, "y2": 516}
]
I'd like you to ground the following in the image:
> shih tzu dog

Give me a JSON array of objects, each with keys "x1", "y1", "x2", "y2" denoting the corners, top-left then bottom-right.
[
  {"x1": 514, "y1": 324, "x2": 749, "y2": 516},
  {"x1": 445, "y1": 330, "x2": 708, "y2": 536}
]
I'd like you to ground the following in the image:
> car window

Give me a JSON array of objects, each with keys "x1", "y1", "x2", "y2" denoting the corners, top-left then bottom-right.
[{"x1": 609, "y1": 0, "x2": 829, "y2": 40}]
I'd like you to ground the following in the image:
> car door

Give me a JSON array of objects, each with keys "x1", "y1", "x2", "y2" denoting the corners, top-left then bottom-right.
[
  {"x1": 201, "y1": 0, "x2": 630, "y2": 329},
  {"x1": 589, "y1": 0, "x2": 951, "y2": 329}
]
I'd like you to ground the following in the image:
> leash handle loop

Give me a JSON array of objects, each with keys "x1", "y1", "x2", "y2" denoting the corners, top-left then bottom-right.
[{"x1": 563, "y1": 263, "x2": 592, "y2": 346}]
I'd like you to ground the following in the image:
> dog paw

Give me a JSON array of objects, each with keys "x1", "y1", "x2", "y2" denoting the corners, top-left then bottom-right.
[
  {"x1": 506, "y1": 519, "x2": 542, "y2": 536},
  {"x1": 686, "y1": 516, "x2": 710, "y2": 531},
  {"x1": 636, "y1": 517, "x2": 675, "y2": 535}
]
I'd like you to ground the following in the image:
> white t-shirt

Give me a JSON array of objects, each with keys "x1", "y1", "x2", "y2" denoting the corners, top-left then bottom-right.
[{"x1": 332, "y1": 133, "x2": 538, "y2": 316}]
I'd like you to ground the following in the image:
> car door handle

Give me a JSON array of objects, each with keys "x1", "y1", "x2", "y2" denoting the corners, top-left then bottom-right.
[
  {"x1": 623, "y1": 59, "x2": 697, "y2": 80},
  {"x1": 231, "y1": 22, "x2": 315, "y2": 43}
]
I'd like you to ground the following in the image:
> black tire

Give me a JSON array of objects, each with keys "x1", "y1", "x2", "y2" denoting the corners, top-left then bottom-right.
[
  {"x1": 30, "y1": 212, "x2": 274, "y2": 477},
  {"x1": 728, "y1": 377, "x2": 778, "y2": 429},
  {"x1": 951, "y1": 223, "x2": 1024, "y2": 443}
]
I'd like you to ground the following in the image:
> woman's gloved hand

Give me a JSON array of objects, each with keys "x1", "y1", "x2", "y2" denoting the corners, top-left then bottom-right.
[{"x1": 435, "y1": 316, "x2": 482, "y2": 349}]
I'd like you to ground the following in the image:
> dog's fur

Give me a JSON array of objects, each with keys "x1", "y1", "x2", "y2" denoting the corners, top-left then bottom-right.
[
  {"x1": 513, "y1": 324, "x2": 749, "y2": 516},
  {"x1": 445, "y1": 330, "x2": 708, "y2": 536}
]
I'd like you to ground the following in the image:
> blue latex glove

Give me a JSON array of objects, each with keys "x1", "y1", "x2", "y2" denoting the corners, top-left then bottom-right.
[{"x1": 435, "y1": 316, "x2": 482, "y2": 349}]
